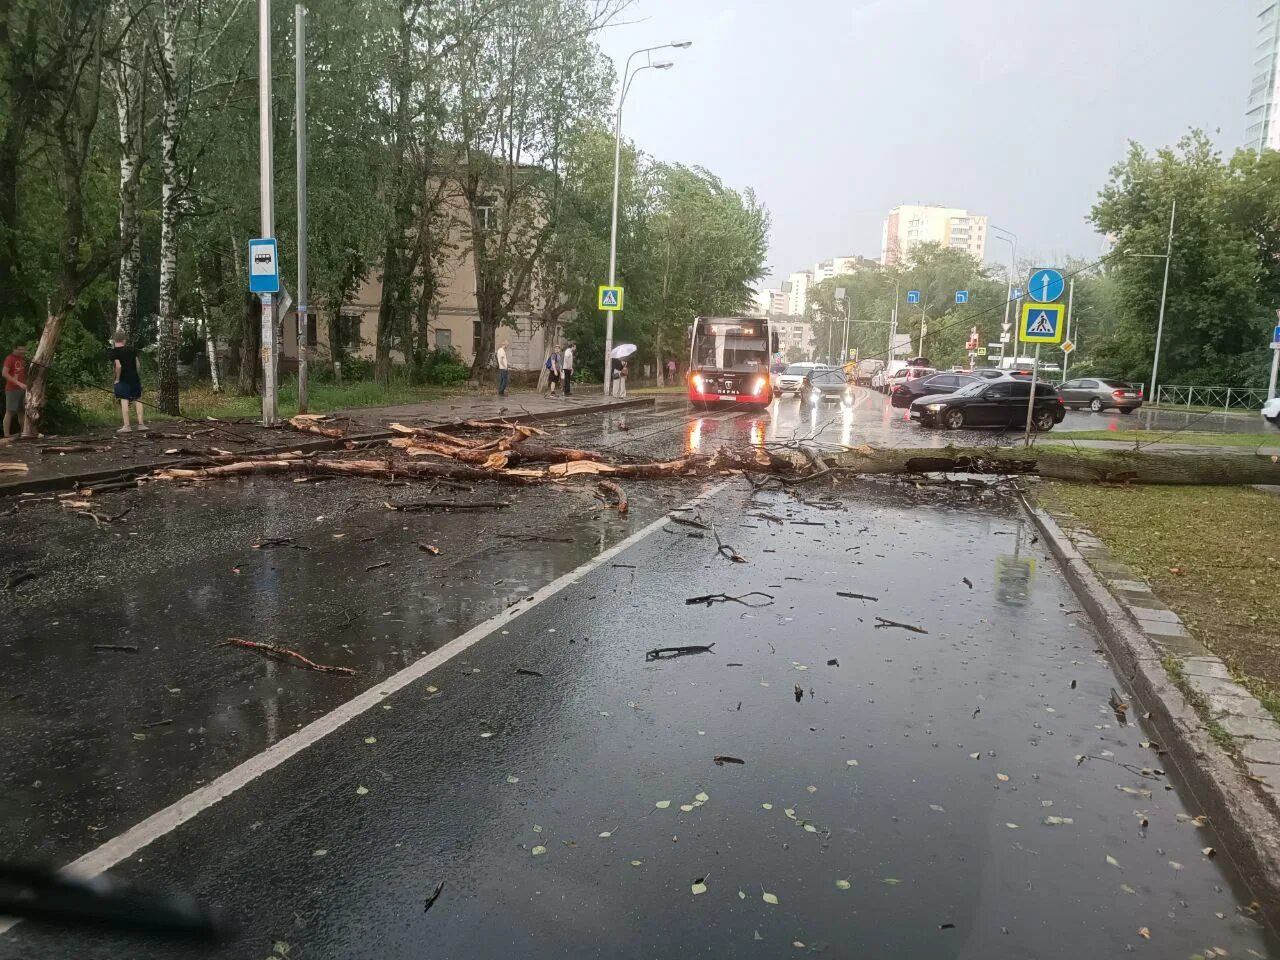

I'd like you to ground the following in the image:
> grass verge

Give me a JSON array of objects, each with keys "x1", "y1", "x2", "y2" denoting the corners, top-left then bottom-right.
[
  {"x1": 1054, "y1": 429, "x2": 1280, "y2": 447},
  {"x1": 1161, "y1": 656, "x2": 1236, "y2": 750},
  {"x1": 1038, "y1": 481, "x2": 1280, "y2": 723},
  {"x1": 71, "y1": 378, "x2": 462, "y2": 428}
]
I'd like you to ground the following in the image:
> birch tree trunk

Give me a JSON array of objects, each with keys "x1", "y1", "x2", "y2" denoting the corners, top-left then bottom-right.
[
  {"x1": 154, "y1": 2, "x2": 181, "y2": 414},
  {"x1": 107, "y1": 31, "x2": 145, "y2": 341},
  {"x1": 195, "y1": 276, "x2": 221, "y2": 392}
]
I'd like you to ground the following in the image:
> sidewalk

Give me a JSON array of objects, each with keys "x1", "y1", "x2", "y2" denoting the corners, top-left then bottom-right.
[{"x1": 0, "y1": 390, "x2": 652, "y2": 497}]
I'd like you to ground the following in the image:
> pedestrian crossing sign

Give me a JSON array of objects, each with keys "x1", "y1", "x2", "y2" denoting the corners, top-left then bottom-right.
[
  {"x1": 1019, "y1": 301, "x2": 1064, "y2": 344},
  {"x1": 598, "y1": 285, "x2": 624, "y2": 311}
]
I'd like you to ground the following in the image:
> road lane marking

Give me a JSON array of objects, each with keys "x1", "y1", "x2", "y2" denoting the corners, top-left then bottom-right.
[{"x1": 0, "y1": 480, "x2": 731, "y2": 936}]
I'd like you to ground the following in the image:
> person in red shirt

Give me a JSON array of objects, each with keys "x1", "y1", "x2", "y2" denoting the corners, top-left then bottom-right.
[{"x1": 3, "y1": 343, "x2": 26, "y2": 438}]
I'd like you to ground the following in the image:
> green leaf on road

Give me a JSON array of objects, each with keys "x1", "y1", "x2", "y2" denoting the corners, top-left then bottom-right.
[
  {"x1": 355, "y1": 785, "x2": 369, "y2": 795},
  {"x1": 531, "y1": 845, "x2": 546, "y2": 856},
  {"x1": 836, "y1": 879, "x2": 851, "y2": 890},
  {"x1": 762, "y1": 892, "x2": 779, "y2": 905},
  {"x1": 691, "y1": 882, "x2": 707, "y2": 895}
]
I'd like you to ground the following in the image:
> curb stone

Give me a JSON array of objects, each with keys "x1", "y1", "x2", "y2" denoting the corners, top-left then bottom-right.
[
  {"x1": 0, "y1": 397, "x2": 654, "y2": 498},
  {"x1": 1019, "y1": 489, "x2": 1280, "y2": 930}
]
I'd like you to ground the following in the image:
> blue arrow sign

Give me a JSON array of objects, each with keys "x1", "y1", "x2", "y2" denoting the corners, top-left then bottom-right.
[
  {"x1": 906, "y1": 290, "x2": 920, "y2": 304},
  {"x1": 955, "y1": 290, "x2": 969, "y2": 304},
  {"x1": 1012, "y1": 287, "x2": 1022, "y2": 299},
  {"x1": 1027, "y1": 268, "x2": 1065, "y2": 303}
]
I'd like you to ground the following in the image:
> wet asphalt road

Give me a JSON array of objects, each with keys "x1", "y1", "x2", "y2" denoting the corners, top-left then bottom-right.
[{"x1": 2, "y1": 401, "x2": 1278, "y2": 957}]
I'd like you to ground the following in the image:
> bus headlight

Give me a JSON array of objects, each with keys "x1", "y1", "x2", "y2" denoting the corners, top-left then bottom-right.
[
  {"x1": 752, "y1": 376, "x2": 766, "y2": 396},
  {"x1": 691, "y1": 374, "x2": 704, "y2": 392}
]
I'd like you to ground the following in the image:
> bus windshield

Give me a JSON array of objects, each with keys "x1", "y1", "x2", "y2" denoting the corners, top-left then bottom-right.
[{"x1": 692, "y1": 322, "x2": 768, "y2": 374}]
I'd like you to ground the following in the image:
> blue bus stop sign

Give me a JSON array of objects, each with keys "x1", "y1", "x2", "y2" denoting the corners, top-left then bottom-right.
[
  {"x1": 906, "y1": 290, "x2": 920, "y2": 304},
  {"x1": 955, "y1": 290, "x2": 969, "y2": 304},
  {"x1": 248, "y1": 238, "x2": 279, "y2": 294}
]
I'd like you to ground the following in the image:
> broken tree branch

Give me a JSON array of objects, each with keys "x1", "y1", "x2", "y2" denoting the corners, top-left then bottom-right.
[{"x1": 223, "y1": 637, "x2": 357, "y2": 675}]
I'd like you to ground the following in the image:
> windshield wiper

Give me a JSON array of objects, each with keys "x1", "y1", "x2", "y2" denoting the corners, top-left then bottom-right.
[{"x1": 0, "y1": 862, "x2": 235, "y2": 943}]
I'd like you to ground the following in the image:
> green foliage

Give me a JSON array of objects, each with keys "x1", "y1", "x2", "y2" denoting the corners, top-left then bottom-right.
[{"x1": 1090, "y1": 130, "x2": 1280, "y2": 387}]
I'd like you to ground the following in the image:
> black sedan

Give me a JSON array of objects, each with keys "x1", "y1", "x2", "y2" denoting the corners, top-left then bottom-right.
[
  {"x1": 890, "y1": 372, "x2": 980, "y2": 408},
  {"x1": 800, "y1": 367, "x2": 853, "y2": 408},
  {"x1": 910, "y1": 379, "x2": 1066, "y2": 431}
]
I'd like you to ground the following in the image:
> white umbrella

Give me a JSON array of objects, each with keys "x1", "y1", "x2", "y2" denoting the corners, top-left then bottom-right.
[{"x1": 610, "y1": 343, "x2": 637, "y2": 359}]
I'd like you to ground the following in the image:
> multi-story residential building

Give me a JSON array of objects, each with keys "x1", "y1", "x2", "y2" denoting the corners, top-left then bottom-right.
[
  {"x1": 811, "y1": 256, "x2": 877, "y2": 283},
  {"x1": 773, "y1": 319, "x2": 816, "y2": 357},
  {"x1": 768, "y1": 289, "x2": 789, "y2": 316},
  {"x1": 786, "y1": 271, "x2": 812, "y2": 317},
  {"x1": 1246, "y1": 0, "x2": 1280, "y2": 152},
  {"x1": 880, "y1": 205, "x2": 988, "y2": 266}
]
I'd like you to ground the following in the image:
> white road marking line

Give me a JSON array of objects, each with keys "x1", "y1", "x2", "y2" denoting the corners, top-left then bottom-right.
[{"x1": 0, "y1": 480, "x2": 730, "y2": 936}]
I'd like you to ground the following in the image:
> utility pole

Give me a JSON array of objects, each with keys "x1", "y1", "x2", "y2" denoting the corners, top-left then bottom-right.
[
  {"x1": 294, "y1": 3, "x2": 309, "y2": 413},
  {"x1": 1148, "y1": 200, "x2": 1176, "y2": 406},
  {"x1": 258, "y1": 0, "x2": 278, "y2": 425},
  {"x1": 1062, "y1": 277, "x2": 1074, "y2": 381}
]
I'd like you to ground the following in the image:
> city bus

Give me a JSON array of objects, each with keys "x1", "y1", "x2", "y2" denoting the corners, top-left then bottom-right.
[{"x1": 687, "y1": 315, "x2": 778, "y2": 407}]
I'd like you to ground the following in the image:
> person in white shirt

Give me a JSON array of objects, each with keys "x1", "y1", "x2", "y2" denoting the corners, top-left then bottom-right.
[
  {"x1": 562, "y1": 342, "x2": 575, "y2": 396},
  {"x1": 496, "y1": 340, "x2": 509, "y2": 397}
]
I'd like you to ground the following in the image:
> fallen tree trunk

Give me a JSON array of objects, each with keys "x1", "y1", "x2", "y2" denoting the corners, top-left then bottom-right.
[
  {"x1": 814, "y1": 445, "x2": 1280, "y2": 486},
  {"x1": 289, "y1": 415, "x2": 346, "y2": 439},
  {"x1": 153, "y1": 457, "x2": 540, "y2": 485}
]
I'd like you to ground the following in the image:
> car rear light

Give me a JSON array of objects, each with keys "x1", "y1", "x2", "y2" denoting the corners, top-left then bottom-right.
[
  {"x1": 1112, "y1": 390, "x2": 1125, "y2": 398},
  {"x1": 1136, "y1": 390, "x2": 1143, "y2": 398},
  {"x1": 1056, "y1": 397, "x2": 1064, "y2": 405}
]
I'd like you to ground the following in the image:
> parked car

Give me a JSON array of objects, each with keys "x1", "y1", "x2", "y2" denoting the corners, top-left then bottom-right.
[
  {"x1": 910, "y1": 378, "x2": 1066, "y2": 431},
  {"x1": 1263, "y1": 396, "x2": 1280, "y2": 425},
  {"x1": 775, "y1": 362, "x2": 820, "y2": 395},
  {"x1": 1058, "y1": 377, "x2": 1143, "y2": 413},
  {"x1": 885, "y1": 366, "x2": 937, "y2": 402},
  {"x1": 890, "y1": 372, "x2": 980, "y2": 408},
  {"x1": 951, "y1": 368, "x2": 1005, "y2": 380},
  {"x1": 800, "y1": 367, "x2": 853, "y2": 407}
]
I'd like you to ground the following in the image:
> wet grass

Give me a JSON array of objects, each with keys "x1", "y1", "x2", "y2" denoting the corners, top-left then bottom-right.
[
  {"x1": 1039, "y1": 482, "x2": 1280, "y2": 720},
  {"x1": 72, "y1": 378, "x2": 463, "y2": 427},
  {"x1": 1054, "y1": 430, "x2": 1280, "y2": 447}
]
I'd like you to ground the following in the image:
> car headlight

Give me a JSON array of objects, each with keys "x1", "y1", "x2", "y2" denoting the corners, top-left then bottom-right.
[{"x1": 926, "y1": 403, "x2": 945, "y2": 412}]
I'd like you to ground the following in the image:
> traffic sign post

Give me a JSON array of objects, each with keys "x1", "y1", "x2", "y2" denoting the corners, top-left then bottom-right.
[
  {"x1": 1019, "y1": 302, "x2": 1065, "y2": 344},
  {"x1": 1027, "y1": 268, "x2": 1064, "y2": 303},
  {"x1": 598, "y1": 285, "x2": 623, "y2": 311}
]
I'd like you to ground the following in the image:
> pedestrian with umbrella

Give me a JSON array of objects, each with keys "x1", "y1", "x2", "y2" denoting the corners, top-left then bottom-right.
[{"x1": 611, "y1": 344, "x2": 636, "y2": 398}]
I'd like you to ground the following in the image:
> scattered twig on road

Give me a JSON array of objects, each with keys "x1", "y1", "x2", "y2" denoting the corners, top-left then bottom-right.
[
  {"x1": 962, "y1": 577, "x2": 973, "y2": 589},
  {"x1": 423, "y1": 880, "x2": 445, "y2": 914},
  {"x1": 365, "y1": 561, "x2": 391, "y2": 572},
  {"x1": 252, "y1": 537, "x2": 309, "y2": 551},
  {"x1": 684, "y1": 591, "x2": 774, "y2": 608},
  {"x1": 873, "y1": 616, "x2": 929, "y2": 635},
  {"x1": 710, "y1": 524, "x2": 747, "y2": 563},
  {"x1": 667, "y1": 513, "x2": 710, "y2": 530},
  {"x1": 712, "y1": 755, "x2": 745, "y2": 765},
  {"x1": 789, "y1": 519, "x2": 827, "y2": 527},
  {"x1": 645, "y1": 643, "x2": 716, "y2": 661},
  {"x1": 39, "y1": 444, "x2": 111, "y2": 454},
  {"x1": 224, "y1": 638, "x2": 357, "y2": 676},
  {"x1": 836, "y1": 591, "x2": 879, "y2": 602},
  {"x1": 92, "y1": 643, "x2": 139, "y2": 653},
  {"x1": 751, "y1": 511, "x2": 784, "y2": 524},
  {"x1": 385, "y1": 499, "x2": 510, "y2": 512},
  {"x1": 4, "y1": 568, "x2": 37, "y2": 591},
  {"x1": 143, "y1": 717, "x2": 174, "y2": 729},
  {"x1": 418, "y1": 543, "x2": 441, "y2": 555},
  {"x1": 73, "y1": 506, "x2": 132, "y2": 528},
  {"x1": 595, "y1": 479, "x2": 628, "y2": 514},
  {"x1": 1109, "y1": 687, "x2": 1130, "y2": 725},
  {"x1": 494, "y1": 533, "x2": 574, "y2": 543},
  {"x1": 515, "y1": 667, "x2": 544, "y2": 677}
]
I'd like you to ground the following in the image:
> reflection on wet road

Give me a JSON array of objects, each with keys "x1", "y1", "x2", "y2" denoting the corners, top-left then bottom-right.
[{"x1": 5, "y1": 482, "x2": 1274, "y2": 959}]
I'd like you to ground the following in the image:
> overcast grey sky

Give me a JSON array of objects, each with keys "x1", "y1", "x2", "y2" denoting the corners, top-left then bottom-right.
[{"x1": 596, "y1": 0, "x2": 1255, "y2": 284}]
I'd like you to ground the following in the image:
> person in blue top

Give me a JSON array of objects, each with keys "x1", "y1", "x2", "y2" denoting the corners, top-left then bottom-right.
[{"x1": 544, "y1": 345, "x2": 562, "y2": 398}]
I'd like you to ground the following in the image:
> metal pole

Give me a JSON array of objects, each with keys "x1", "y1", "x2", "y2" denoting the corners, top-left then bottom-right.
[
  {"x1": 1269, "y1": 346, "x2": 1280, "y2": 400},
  {"x1": 294, "y1": 3, "x2": 308, "y2": 413},
  {"x1": 603, "y1": 79, "x2": 625, "y2": 395},
  {"x1": 1062, "y1": 277, "x2": 1074, "y2": 381},
  {"x1": 258, "y1": 0, "x2": 278, "y2": 425},
  {"x1": 1023, "y1": 342, "x2": 1041, "y2": 447},
  {"x1": 1149, "y1": 200, "x2": 1176, "y2": 407},
  {"x1": 842, "y1": 298, "x2": 851, "y2": 362}
]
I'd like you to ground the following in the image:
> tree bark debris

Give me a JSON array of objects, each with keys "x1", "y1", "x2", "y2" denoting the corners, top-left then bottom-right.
[{"x1": 224, "y1": 637, "x2": 357, "y2": 676}]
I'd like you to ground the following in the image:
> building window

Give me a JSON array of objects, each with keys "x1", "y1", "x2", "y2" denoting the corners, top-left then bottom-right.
[
  {"x1": 339, "y1": 311, "x2": 362, "y2": 349},
  {"x1": 475, "y1": 195, "x2": 497, "y2": 231},
  {"x1": 435, "y1": 327, "x2": 452, "y2": 350}
]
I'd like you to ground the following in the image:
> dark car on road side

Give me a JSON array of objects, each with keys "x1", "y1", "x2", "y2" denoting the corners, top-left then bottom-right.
[
  {"x1": 910, "y1": 378, "x2": 1066, "y2": 431},
  {"x1": 952, "y1": 368, "x2": 1006, "y2": 380},
  {"x1": 800, "y1": 367, "x2": 853, "y2": 407},
  {"x1": 884, "y1": 365, "x2": 937, "y2": 399},
  {"x1": 890, "y1": 371, "x2": 980, "y2": 408},
  {"x1": 1059, "y1": 377, "x2": 1144, "y2": 413}
]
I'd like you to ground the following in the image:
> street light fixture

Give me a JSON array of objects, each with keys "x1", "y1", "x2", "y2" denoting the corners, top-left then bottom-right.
[
  {"x1": 1123, "y1": 200, "x2": 1176, "y2": 404},
  {"x1": 603, "y1": 41, "x2": 692, "y2": 394},
  {"x1": 990, "y1": 225, "x2": 1018, "y2": 364}
]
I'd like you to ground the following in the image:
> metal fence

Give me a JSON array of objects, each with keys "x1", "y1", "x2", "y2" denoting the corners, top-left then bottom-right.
[{"x1": 1154, "y1": 384, "x2": 1269, "y2": 410}]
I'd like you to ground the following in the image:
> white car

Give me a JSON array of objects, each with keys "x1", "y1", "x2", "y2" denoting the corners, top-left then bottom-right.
[
  {"x1": 775, "y1": 362, "x2": 820, "y2": 395},
  {"x1": 1263, "y1": 396, "x2": 1280, "y2": 425}
]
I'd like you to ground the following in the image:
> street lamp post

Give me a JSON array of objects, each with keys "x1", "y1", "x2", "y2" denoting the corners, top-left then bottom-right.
[
  {"x1": 603, "y1": 41, "x2": 690, "y2": 395},
  {"x1": 991, "y1": 226, "x2": 1017, "y2": 365},
  {"x1": 258, "y1": 0, "x2": 278, "y2": 425},
  {"x1": 1127, "y1": 201, "x2": 1177, "y2": 404}
]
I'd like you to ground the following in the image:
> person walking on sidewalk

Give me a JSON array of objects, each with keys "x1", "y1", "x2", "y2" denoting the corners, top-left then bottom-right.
[
  {"x1": 496, "y1": 339, "x2": 509, "y2": 397},
  {"x1": 3, "y1": 342, "x2": 26, "y2": 438},
  {"x1": 611, "y1": 357, "x2": 628, "y2": 397},
  {"x1": 562, "y1": 342, "x2": 575, "y2": 397},
  {"x1": 109, "y1": 330, "x2": 147, "y2": 433},
  {"x1": 544, "y1": 344, "x2": 562, "y2": 398}
]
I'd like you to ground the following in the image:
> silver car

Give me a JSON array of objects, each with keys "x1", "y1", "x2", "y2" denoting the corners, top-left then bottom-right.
[
  {"x1": 1059, "y1": 377, "x2": 1143, "y2": 413},
  {"x1": 776, "y1": 362, "x2": 819, "y2": 395}
]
